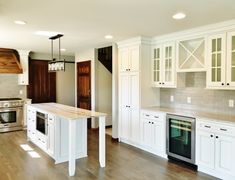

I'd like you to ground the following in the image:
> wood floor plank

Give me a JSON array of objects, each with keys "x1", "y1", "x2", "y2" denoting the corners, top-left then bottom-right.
[{"x1": 0, "y1": 130, "x2": 217, "y2": 180}]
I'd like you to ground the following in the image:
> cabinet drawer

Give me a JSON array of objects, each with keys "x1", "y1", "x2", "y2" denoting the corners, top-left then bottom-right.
[
  {"x1": 48, "y1": 114, "x2": 55, "y2": 124},
  {"x1": 141, "y1": 111, "x2": 165, "y2": 122},
  {"x1": 215, "y1": 125, "x2": 235, "y2": 137},
  {"x1": 197, "y1": 121, "x2": 215, "y2": 132}
]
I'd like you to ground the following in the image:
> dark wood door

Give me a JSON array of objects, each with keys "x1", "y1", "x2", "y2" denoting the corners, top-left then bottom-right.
[
  {"x1": 27, "y1": 59, "x2": 56, "y2": 103},
  {"x1": 77, "y1": 61, "x2": 91, "y2": 128}
]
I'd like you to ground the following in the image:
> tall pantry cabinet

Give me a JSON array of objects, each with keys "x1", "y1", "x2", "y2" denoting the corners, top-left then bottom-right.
[{"x1": 117, "y1": 37, "x2": 158, "y2": 146}]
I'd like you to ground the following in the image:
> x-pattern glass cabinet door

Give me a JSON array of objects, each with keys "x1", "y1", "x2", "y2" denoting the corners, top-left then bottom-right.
[
  {"x1": 227, "y1": 32, "x2": 235, "y2": 87},
  {"x1": 207, "y1": 34, "x2": 226, "y2": 87}
]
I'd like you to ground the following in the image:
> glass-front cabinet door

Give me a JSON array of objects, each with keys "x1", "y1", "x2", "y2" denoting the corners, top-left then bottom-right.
[
  {"x1": 207, "y1": 34, "x2": 226, "y2": 87},
  {"x1": 162, "y1": 43, "x2": 175, "y2": 87},
  {"x1": 152, "y1": 46, "x2": 161, "y2": 86},
  {"x1": 227, "y1": 32, "x2": 235, "y2": 87}
]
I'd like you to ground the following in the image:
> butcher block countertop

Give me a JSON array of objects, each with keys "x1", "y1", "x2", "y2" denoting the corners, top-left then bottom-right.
[
  {"x1": 28, "y1": 103, "x2": 106, "y2": 120},
  {"x1": 142, "y1": 106, "x2": 235, "y2": 125}
]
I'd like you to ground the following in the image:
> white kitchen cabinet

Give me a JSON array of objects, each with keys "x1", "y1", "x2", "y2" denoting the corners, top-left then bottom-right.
[
  {"x1": 119, "y1": 72, "x2": 140, "y2": 143},
  {"x1": 152, "y1": 42, "x2": 176, "y2": 88},
  {"x1": 140, "y1": 110, "x2": 166, "y2": 158},
  {"x1": 196, "y1": 119, "x2": 235, "y2": 179},
  {"x1": 18, "y1": 50, "x2": 30, "y2": 85},
  {"x1": 27, "y1": 106, "x2": 36, "y2": 143},
  {"x1": 119, "y1": 45, "x2": 139, "y2": 72},
  {"x1": 196, "y1": 131, "x2": 215, "y2": 169},
  {"x1": 207, "y1": 32, "x2": 235, "y2": 89},
  {"x1": 47, "y1": 114, "x2": 55, "y2": 157},
  {"x1": 27, "y1": 105, "x2": 87, "y2": 164}
]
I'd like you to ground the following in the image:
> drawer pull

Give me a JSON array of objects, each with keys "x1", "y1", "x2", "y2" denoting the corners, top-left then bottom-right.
[
  {"x1": 204, "y1": 125, "x2": 211, "y2": 128},
  {"x1": 220, "y1": 128, "x2": 227, "y2": 132},
  {"x1": 145, "y1": 114, "x2": 150, "y2": 117},
  {"x1": 154, "y1": 116, "x2": 159, "y2": 118}
]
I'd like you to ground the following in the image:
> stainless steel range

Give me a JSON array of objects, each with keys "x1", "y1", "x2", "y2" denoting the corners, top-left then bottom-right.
[{"x1": 0, "y1": 98, "x2": 24, "y2": 132}]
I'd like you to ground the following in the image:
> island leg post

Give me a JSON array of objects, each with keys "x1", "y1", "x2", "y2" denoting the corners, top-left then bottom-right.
[
  {"x1": 69, "y1": 120, "x2": 76, "y2": 176},
  {"x1": 99, "y1": 116, "x2": 105, "y2": 167}
]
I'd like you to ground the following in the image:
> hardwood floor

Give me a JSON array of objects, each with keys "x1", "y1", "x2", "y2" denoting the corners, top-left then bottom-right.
[{"x1": 0, "y1": 130, "x2": 217, "y2": 180}]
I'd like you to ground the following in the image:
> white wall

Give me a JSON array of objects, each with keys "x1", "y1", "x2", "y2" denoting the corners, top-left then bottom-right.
[
  {"x1": 95, "y1": 60, "x2": 112, "y2": 126},
  {"x1": 30, "y1": 52, "x2": 75, "y2": 106},
  {"x1": 56, "y1": 63, "x2": 75, "y2": 106}
]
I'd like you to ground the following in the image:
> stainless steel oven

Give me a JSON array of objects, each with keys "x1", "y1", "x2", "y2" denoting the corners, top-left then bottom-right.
[
  {"x1": 36, "y1": 111, "x2": 48, "y2": 135},
  {"x1": 166, "y1": 114, "x2": 196, "y2": 164},
  {"x1": 0, "y1": 98, "x2": 24, "y2": 132}
]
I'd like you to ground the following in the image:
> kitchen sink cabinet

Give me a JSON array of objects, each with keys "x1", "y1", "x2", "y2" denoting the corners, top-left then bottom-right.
[
  {"x1": 207, "y1": 32, "x2": 235, "y2": 89},
  {"x1": 140, "y1": 110, "x2": 166, "y2": 158},
  {"x1": 196, "y1": 119, "x2": 235, "y2": 179},
  {"x1": 152, "y1": 42, "x2": 176, "y2": 88},
  {"x1": 18, "y1": 50, "x2": 30, "y2": 85}
]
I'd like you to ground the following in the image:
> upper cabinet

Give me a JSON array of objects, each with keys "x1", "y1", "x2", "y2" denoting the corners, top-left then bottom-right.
[
  {"x1": 152, "y1": 42, "x2": 176, "y2": 88},
  {"x1": 207, "y1": 32, "x2": 235, "y2": 89},
  {"x1": 18, "y1": 50, "x2": 30, "y2": 85},
  {"x1": 177, "y1": 37, "x2": 205, "y2": 72},
  {"x1": 119, "y1": 45, "x2": 139, "y2": 72}
]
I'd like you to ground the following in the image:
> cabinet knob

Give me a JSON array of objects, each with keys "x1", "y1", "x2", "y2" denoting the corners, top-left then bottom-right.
[
  {"x1": 162, "y1": 82, "x2": 165, "y2": 85},
  {"x1": 210, "y1": 135, "x2": 213, "y2": 138},
  {"x1": 152, "y1": 122, "x2": 154, "y2": 124},
  {"x1": 227, "y1": 83, "x2": 230, "y2": 86},
  {"x1": 148, "y1": 121, "x2": 151, "y2": 124},
  {"x1": 159, "y1": 82, "x2": 162, "y2": 85},
  {"x1": 221, "y1": 83, "x2": 224, "y2": 86},
  {"x1": 216, "y1": 136, "x2": 219, "y2": 139}
]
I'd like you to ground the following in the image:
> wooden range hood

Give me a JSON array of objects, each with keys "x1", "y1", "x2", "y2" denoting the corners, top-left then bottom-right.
[{"x1": 0, "y1": 48, "x2": 23, "y2": 74}]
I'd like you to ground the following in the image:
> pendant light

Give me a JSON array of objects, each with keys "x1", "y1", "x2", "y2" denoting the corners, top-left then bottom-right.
[{"x1": 48, "y1": 34, "x2": 65, "y2": 72}]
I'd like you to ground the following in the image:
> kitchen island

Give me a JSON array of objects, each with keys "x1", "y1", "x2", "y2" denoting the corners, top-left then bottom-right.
[{"x1": 26, "y1": 103, "x2": 106, "y2": 176}]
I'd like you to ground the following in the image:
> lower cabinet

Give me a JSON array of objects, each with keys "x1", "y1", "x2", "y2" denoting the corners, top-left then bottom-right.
[
  {"x1": 120, "y1": 107, "x2": 140, "y2": 144},
  {"x1": 196, "y1": 119, "x2": 235, "y2": 180},
  {"x1": 140, "y1": 110, "x2": 167, "y2": 158},
  {"x1": 47, "y1": 114, "x2": 55, "y2": 157},
  {"x1": 27, "y1": 106, "x2": 87, "y2": 164}
]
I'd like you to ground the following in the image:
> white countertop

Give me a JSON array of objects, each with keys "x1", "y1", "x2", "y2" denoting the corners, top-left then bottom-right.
[
  {"x1": 28, "y1": 103, "x2": 106, "y2": 120},
  {"x1": 142, "y1": 106, "x2": 235, "y2": 125}
]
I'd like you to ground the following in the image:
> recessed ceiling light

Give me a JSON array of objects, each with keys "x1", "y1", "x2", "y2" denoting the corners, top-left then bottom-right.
[
  {"x1": 35, "y1": 31, "x2": 62, "y2": 37},
  {"x1": 105, "y1": 35, "x2": 113, "y2": 39},
  {"x1": 60, "y1": 48, "x2": 66, "y2": 52},
  {"x1": 14, "y1": 20, "x2": 27, "y2": 25},
  {"x1": 172, "y1": 13, "x2": 186, "y2": 20}
]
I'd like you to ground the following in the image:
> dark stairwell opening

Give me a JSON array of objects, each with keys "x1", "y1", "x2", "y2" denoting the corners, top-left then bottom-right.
[{"x1": 98, "y1": 46, "x2": 112, "y2": 73}]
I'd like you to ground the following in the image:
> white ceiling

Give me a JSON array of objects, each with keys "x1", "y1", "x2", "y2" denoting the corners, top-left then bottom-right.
[{"x1": 0, "y1": 0, "x2": 235, "y2": 55}]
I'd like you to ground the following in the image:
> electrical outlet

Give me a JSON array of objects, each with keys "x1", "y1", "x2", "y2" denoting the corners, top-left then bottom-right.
[
  {"x1": 187, "y1": 97, "x2": 191, "y2": 104},
  {"x1": 19, "y1": 90, "x2": 23, "y2": 95},
  {"x1": 229, "y1": 99, "x2": 234, "y2": 107},
  {"x1": 170, "y1": 95, "x2": 174, "y2": 102}
]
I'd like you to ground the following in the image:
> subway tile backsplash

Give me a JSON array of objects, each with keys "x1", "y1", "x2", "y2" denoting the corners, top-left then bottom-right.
[
  {"x1": 0, "y1": 74, "x2": 26, "y2": 99},
  {"x1": 160, "y1": 72, "x2": 235, "y2": 115}
]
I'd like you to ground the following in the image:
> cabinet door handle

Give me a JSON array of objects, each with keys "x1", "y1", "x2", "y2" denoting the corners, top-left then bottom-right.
[
  {"x1": 221, "y1": 83, "x2": 224, "y2": 86},
  {"x1": 162, "y1": 82, "x2": 165, "y2": 85},
  {"x1": 145, "y1": 114, "x2": 150, "y2": 117},
  {"x1": 210, "y1": 135, "x2": 213, "y2": 138},
  {"x1": 152, "y1": 122, "x2": 154, "y2": 124},
  {"x1": 220, "y1": 128, "x2": 227, "y2": 131},
  {"x1": 227, "y1": 83, "x2": 230, "y2": 86},
  {"x1": 216, "y1": 136, "x2": 219, "y2": 139},
  {"x1": 148, "y1": 121, "x2": 151, "y2": 124},
  {"x1": 159, "y1": 82, "x2": 162, "y2": 85},
  {"x1": 204, "y1": 125, "x2": 211, "y2": 128},
  {"x1": 154, "y1": 116, "x2": 159, "y2": 118}
]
